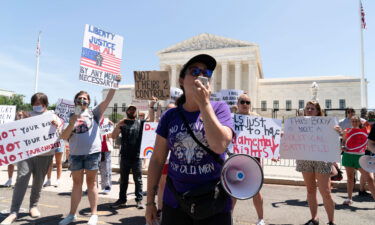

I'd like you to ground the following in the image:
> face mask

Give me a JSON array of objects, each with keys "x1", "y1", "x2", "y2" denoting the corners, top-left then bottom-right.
[{"x1": 33, "y1": 105, "x2": 44, "y2": 113}]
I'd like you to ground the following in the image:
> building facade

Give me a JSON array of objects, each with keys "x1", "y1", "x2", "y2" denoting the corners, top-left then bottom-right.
[{"x1": 103, "y1": 33, "x2": 367, "y2": 117}]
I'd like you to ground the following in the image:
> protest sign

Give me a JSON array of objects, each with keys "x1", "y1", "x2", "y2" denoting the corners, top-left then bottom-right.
[
  {"x1": 140, "y1": 122, "x2": 158, "y2": 158},
  {"x1": 280, "y1": 116, "x2": 340, "y2": 162},
  {"x1": 170, "y1": 87, "x2": 183, "y2": 103},
  {"x1": 134, "y1": 71, "x2": 170, "y2": 100},
  {"x1": 55, "y1": 99, "x2": 75, "y2": 124},
  {"x1": 100, "y1": 118, "x2": 114, "y2": 135},
  {"x1": 210, "y1": 92, "x2": 222, "y2": 102},
  {"x1": 79, "y1": 24, "x2": 123, "y2": 89},
  {"x1": 0, "y1": 112, "x2": 61, "y2": 166},
  {"x1": 344, "y1": 128, "x2": 368, "y2": 153},
  {"x1": 229, "y1": 114, "x2": 282, "y2": 159},
  {"x1": 221, "y1": 89, "x2": 243, "y2": 106},
  {"x1": 131, "y1": 99, "x2": 149, "y2": 112},
  {"x1": 0, "y1": 105, "x2": 16, "y2": 124}
]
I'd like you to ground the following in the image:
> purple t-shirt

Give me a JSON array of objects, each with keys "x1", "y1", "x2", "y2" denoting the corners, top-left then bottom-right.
[{"x1": 156, "y1": 101, "x2": 234, "y2": 210}]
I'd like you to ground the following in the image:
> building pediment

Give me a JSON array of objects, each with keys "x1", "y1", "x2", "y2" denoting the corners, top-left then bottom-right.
[{"x1": 158, "y1": 33, "x2": 256, "y2": 54}]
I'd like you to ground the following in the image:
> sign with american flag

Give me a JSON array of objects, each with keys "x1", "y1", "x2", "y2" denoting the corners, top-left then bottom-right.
[{"x1": 79, "y1": 24, "x2": 123, "y2": 89}]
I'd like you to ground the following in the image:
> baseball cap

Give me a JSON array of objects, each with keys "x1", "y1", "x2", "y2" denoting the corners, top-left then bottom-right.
[
  {"x1": 126, "y1": 105, "x2": 137, "y2": 111},
  {"x1": 179, "y1": 54, "x2": 216, "y2": 78}
]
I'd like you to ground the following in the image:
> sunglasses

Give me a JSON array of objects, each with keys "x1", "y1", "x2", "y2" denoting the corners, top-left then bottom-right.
[
  {"x1": 240, "y1": 100, "x2": 251, "y2": 105},
  {"x1": 188, "y1": 67, "x2": 213, "y2": 78}
]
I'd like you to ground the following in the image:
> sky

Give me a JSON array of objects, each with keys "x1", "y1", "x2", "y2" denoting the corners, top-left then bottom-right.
[{"x1": 1, "y1": 0, "x2": 374, "y2": 108}]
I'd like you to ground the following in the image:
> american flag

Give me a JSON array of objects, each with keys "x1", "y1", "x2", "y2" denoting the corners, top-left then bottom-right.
[
  {"x1": 80, "y1": 47, "x2": 122, "y2": 74},
  {"x1": 36, "y1": 31, "x2": 41, "y2": 57},
  {"x1": 361, "y1": 1, "x2": 366, "y2": 29}
]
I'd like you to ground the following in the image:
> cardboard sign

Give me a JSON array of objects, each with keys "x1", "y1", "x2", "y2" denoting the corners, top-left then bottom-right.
[
  {"x1": 0, "y1": 105, "x2": 16, "y2": 124},
  {"x1": 100, "y1": 118, "x2": 114, "y2": 135},
  {"x1": 134, "y1": 71, "x2": 170, "y2": 100},
  {"x1": 170, "y1": 87, "x2": 183, "y2": 103},
  {"x1": 55, "y1": 99, "x2": 75, "y2": 124},
  {"x1": 0, "y1": 112, "x2": 61, "y2": 166},
  {"x1": 221, "y1": 89, "x2": 244, "y2": 106},
  {"x1": 210, "y1": 92, "x2": 222, "y2": 101},
  {"x1": 140, "y1": 122, "x2": 158, "y2": 158},
  {"x1": 229, "y1": 114, "x2": 282, "y2": 159},
  {"x1": 79, "y1": 24, "x2": 123, "y2": 89},
  {"x1": 345, "y1": 128, "x2": 368, "y2": 153},
  {"x1": 280, "y1": 116, "x2": 341, "y2": 162}
]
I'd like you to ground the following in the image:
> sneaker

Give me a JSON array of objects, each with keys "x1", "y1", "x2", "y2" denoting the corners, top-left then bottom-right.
[
  {"x1": 3, "y1": 179, "x2": 12, "y2": 187},
  {"x1": 29, "y1": 207, "x2": 41, "y2": 218},
  {"x1": 87, "y1": 214, "x2": 98, "y2": 225},
  {"x1": 327, "y1": 222, "x2": 336, "y2": 225},
  {"x1": 59, "y1": 214, "x2": 76, "y2": 225},
  {"x1": 0, "y1": 213, "x2": 17, "y2": 225},
  {"x1": 304, "y1": 219, "x2": 319, "y2": 225},
  {"x1": 359, "y1": 190, "x2": 372, "y2": 197},
  {"x1": 43, "y1": 179, "x2": 51, "y2": 187},
  {"x1": 101, "y1": 189, "x2": 110, "y2": 195},
  {"x1": 343, "y1": 199, "x2": 353, "y2": 205},
  {"x1": 136, "y1": 201, "x2": 145, "y2": 209},
  {"x1": 55, "y1": 179, "x2": 60, "y2": 187},
  {"x1": 256, "y1": 219, "x2": 265, "y2": 225},
  {"x1": 110, "y1": 199, "x2": 126, "y2": 208}
]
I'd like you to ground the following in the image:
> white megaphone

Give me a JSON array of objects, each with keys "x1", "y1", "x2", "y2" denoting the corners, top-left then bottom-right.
[
  {"x1": 359, "y1": 155, "x2": 375, "y2": 173},
  {"x1": 220, "y1": 154, "x2": 264, "y2": 200}
]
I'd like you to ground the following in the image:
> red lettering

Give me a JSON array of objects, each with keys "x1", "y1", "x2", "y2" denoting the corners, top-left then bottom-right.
[
  {"x1": 9, "y1": 155, "x2": 16, "y2": 162},
  {"x1": 9, "y1": 129, "x2": 17, "y2": 137},
  {"x1": 145, "y1": 124, "x2": 151, "y2": 131},
  {"x1": 89, "y1": 43, "x2": 100, "y2": 51}
]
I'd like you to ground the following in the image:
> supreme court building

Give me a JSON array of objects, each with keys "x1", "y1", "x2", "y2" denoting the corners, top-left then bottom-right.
[{"x1": 103, "y1": 33, "x2": 367, "y2": 116}]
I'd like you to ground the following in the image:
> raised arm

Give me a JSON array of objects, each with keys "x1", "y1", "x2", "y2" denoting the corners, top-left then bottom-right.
[{"x1": 111, "y1": 118, "x2": 125, "y2": 139}]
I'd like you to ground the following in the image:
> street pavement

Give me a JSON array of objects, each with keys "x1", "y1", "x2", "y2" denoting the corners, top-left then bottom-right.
[{"x1": 0, "y1": 167, "x2": 374, "y2": 225}]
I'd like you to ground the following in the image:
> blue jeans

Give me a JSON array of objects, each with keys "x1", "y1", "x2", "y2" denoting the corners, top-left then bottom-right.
[{"x1": 69, "y1": 152, "x2": 101, "y2": 171}]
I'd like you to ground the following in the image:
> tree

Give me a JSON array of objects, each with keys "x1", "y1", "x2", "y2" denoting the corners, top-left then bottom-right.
[{"x1": 0, "y1": 94, "x2": 31, "y2": 111}]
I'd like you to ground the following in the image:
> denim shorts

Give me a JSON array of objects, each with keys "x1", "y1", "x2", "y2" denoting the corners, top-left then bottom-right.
[{"x1": 69, "y1": 152, "x2": 101, "y2": 171}]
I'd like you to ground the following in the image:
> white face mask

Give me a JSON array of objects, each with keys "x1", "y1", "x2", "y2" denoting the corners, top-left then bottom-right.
[{"x1": 33, "y1": 105, "x2": 44, "y2": 113}]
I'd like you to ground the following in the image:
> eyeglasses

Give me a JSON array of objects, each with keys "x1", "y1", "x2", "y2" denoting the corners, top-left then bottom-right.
[
  {"x1": 239, "y1": 100, "x2": 251, "y2": 105},
  {"x1": 188, "y1": 67, "x2": 213, "y2": 78}
]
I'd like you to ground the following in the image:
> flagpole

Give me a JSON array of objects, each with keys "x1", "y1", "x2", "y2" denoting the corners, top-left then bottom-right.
[
  {"x1": 34, "y1": 31, "x2": 41, "y2": 94},
  {"x1": 359, "y1": 0, "x2": 366, "y2": 108}
]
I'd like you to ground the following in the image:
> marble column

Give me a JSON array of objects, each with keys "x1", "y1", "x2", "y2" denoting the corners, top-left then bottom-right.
[
  {"x1": 235, "y1": 61, "x2": 242, "y2": 90},
  {"x1": 210, "y1": 70, "x2": 216, "y2": 92},
  {"x1": 171, "y1": 64, "x2": 177, "y2": 88},
  {"x1": 248, "y1": 61, "x2": 258, "y2": 108},
  {"x1": 221, "y1": 62, "x2": 228, "y2": 90}
]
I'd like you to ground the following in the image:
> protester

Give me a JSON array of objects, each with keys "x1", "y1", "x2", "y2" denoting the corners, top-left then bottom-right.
[
  {"x1": 110, "y1": 105, "x2": 146, "y2": 209},
  {"x1": 1, "y1": 93, "x2": 62, "y2": 225},
  {"x1": 232, "y1": 93, "x2": 265, "y2": 225},
  {"x1": 99, "y1": 118, "x2": 114, "y2": 194},
  {"x1": 3, "y1": 111, "x2": 27, "y2": 188},
  {"x1": 295, "y1": 101, "x2": 337, "y2": 225},
  {"x1": 58, "y1": 78, "x2": 120, "y2": 225},
  {"x1": 338, "y1": 108, "x2": 371, "y2": 197},
  {"x1": 43, "y1": 140, "x2": 64, "y2": 187},
  {"x1": 145, "y1": 54, "x2": 234, "y2": 225},
  {"x1": 340, "y1": 115, "x2": 375, "y2": 205}
]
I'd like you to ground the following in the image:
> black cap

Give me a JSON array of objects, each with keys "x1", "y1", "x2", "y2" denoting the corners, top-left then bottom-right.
[
  {"x1": 126, "y1": 105, "x2": 137, "y2": 111},
  {"x1": 179, "y1": 54, "x2": 216, "y2": 78}
]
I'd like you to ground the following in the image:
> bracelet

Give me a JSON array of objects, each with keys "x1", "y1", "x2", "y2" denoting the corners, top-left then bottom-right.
[{"x1": 145, "y1": 202, "x2": 156, "y2": 206}]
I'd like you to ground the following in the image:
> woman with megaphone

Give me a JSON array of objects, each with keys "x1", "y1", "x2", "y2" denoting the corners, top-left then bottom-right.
[
  {"x1": 232, "y1": 93, "x2": 265, "y2": 225},
  {"x1": 145, "y1": 54, "x2": 234, "y2": 225},
  {"x1": 59, "y1": 75, "x2": 121, "y2": 225}
]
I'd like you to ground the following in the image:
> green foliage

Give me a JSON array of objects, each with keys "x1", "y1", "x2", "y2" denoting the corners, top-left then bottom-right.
[
  {"x1": 109, "y1": 113, "x2": 124, "y2": 123},
  {"x1": 0, "y1": 94, "x2": 31, "y2": 111}
]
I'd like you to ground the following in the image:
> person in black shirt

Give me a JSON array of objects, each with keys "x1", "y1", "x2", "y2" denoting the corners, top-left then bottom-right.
[{"x1": 110, "y1": 105, "x2": 145, "y2": 209}]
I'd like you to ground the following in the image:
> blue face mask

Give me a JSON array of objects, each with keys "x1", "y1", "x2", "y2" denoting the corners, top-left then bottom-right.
[{"x1": 33, "y1": 105, "x2": 44, "y2": 113}]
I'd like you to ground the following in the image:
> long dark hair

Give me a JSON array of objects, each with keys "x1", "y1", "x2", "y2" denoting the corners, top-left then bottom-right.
[{"x1": 175, "y1": 67, "x2": 187, "y2": 107}]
